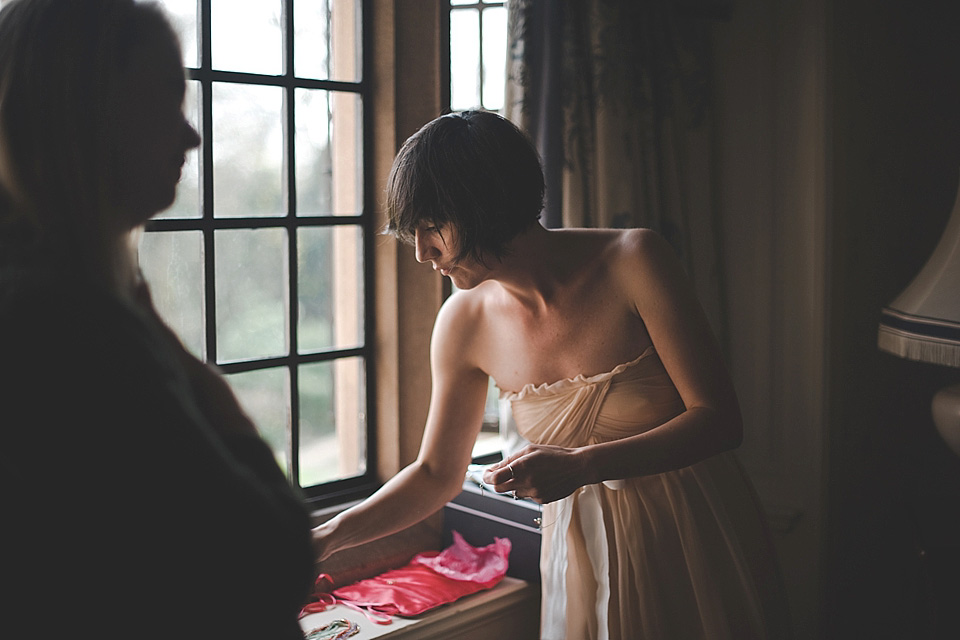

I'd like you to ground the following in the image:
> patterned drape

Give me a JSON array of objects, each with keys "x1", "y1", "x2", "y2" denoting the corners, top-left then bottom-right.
[{"x1": 504, "y1": 0, "x2": 729, "y2": 342}]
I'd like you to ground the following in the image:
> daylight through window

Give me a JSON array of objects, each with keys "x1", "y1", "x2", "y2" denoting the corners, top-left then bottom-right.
[
  {"x1": 139, "y1": 0, "x2": 371, "y2": 504},
  {"x1": 449, "y1": 0, "x2": 506, "y2": 113}
]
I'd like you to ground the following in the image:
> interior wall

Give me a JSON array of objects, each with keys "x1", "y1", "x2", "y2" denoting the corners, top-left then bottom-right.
[
  {"x1": 825, "y1": 1, "x2": 960, "y2": 638},
  {"x1": 714, "y1": 0, "x2": 960, "y2": 638},
  {"x1": 712, "y1": 0, "x2": 828, "y2": 636}
]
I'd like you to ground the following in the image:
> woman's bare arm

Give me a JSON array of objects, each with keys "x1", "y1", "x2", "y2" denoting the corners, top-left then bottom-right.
[{"x1": 313, "y1": 294, "x2": 490, "y2": 560}]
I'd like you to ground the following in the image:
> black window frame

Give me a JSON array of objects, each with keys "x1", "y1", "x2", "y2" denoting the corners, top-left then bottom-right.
[{"x1": 144, "y1": 0, "x2": 377, "y2": 510}]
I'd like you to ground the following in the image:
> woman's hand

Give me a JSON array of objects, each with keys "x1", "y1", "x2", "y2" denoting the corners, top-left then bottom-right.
[
  {"x1": 311, "y1": 520, "x2": 338, "y2": 562},
  {"x1": 482, "y1": 444, "x2": 597, "y2": 504}
]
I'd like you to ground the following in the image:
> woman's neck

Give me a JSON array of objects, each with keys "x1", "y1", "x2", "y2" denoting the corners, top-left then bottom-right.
[
  {"x1": 493, "y1": 224, "x2": 568, "y2": 305},
  {"x1": 72, "y1": 226, "x2": 143, "y2": 301},
  {"x1": 108, "y1": 227, "x2": 143, "y2": 300}
]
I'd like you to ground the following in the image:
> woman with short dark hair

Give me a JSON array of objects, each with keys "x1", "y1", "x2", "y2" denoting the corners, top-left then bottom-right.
[
  {"x1": 316, "y1": 110, "x2": 791, "y2": 639},
  {"x1": 385, "y1": 110, "x2": 546, "y2": 264}
]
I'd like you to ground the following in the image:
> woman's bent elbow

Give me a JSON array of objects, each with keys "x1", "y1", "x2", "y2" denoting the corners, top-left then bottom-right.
[{"x1": 414, "y1": 458, "x2": 468, "y2": 503}]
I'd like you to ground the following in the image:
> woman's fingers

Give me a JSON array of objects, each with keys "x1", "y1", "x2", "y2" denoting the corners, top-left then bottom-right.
[{"x1": 483, "y1": 456, "x2": 522, "y2": 489}]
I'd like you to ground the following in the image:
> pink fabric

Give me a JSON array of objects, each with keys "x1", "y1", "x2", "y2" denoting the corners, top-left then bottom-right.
[
  {"x1": 413, "y1": 531, "x2": 511, "y2": 586},
  {"x1": 302, "y1": 532, "x2": 511, "y2": 623}
]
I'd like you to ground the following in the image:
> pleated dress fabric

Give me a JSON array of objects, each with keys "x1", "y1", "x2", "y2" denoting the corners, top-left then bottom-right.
[{"x1": 500, "y1": 346, "x2": 790, "y2": 640}]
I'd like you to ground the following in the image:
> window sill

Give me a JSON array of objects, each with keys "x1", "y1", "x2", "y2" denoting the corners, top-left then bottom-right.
[{"x1": 298, "y1": 576, "x2": 540, "y2": 640}]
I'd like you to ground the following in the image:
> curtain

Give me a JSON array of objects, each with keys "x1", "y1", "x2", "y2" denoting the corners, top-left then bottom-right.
[{"x1": 504, "y1": 0, "x2": 730, "y2": 344}]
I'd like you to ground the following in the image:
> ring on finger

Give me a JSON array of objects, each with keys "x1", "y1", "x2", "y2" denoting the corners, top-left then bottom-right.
[{"x1": 506, "y1": 464, "x2": 514, "y2": 481}]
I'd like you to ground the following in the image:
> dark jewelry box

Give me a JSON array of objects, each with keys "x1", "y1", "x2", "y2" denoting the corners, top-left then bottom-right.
[{"x1": 442, "y1": 481, "x2": 543, "y2": 583}]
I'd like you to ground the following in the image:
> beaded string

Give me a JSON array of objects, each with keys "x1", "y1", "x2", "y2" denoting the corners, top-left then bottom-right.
[{"x1": 303, "y1": 618, "x2": 360, "y2": 640}]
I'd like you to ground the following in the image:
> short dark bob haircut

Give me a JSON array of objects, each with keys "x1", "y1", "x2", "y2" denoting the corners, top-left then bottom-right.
[{"x1": 384, "y1": 110, "x2": 544, "y2": 265}]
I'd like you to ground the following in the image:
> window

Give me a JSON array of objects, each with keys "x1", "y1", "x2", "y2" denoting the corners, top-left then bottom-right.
[
  {"x1": 448, "y1": 1, "x2": 507, "y2": 459},
  {"x1": 449, "y1": 0, "x2": 506, "y2": 113},
  {"x1": 140, "y1": 0, "x2": 372, "y2": 507}
]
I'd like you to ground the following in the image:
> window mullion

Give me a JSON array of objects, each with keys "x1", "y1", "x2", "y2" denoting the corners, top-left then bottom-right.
[
  {"x1": 283, "y1": 0, "x2": 301, "y2": 486},
  {"x1": 199, "y1": 0, "x2": 211, "y2": 69},
  {"x1": 199, "y1": 0, "x2": 217, "y2": 364},
  {"x1": 477, "y1": 6, "x2": 485, "y2": 109}
]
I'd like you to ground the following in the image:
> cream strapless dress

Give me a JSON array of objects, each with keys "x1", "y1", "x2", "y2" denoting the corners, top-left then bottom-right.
[{"x1": 499, "y1": 346, "x2": 790, "y2": 640}]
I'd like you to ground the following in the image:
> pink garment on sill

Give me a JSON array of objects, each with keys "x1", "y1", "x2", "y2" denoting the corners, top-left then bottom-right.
[{"x1": 302, "y1": 531, "x2": 511, "y2": 623}]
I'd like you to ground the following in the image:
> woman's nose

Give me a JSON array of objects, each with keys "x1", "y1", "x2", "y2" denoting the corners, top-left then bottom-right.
[
  {"x1": 414, "y1": 229, "x2": 439, "y2": 263},
  {"x1": 183, "y1": 121, "x2": 201, "y2": 150}
]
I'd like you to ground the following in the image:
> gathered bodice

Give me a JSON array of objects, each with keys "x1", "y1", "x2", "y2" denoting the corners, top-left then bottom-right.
[
  {"x1": 494, "y1": 346, "x2": 788, "y2": 640},
  {"x1": 499, "y1": 346, "x2": 684, "y2": 448}
]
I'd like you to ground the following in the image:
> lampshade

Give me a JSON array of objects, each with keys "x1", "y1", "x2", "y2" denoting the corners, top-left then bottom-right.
[{"x1": 878, "y1": 173, "x2": 960, "y2": 368}]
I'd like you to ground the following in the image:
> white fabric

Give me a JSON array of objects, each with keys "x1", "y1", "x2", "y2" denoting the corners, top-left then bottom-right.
[
  {"x1": 499, "y1": 396, "x2": 531, "y2": 459},
  {"x1": 577, "y1": 484, "x2": 612, "y2": 640},
  {"x1": 539, "y1": 493, "x2": 572, "y2": 640}
]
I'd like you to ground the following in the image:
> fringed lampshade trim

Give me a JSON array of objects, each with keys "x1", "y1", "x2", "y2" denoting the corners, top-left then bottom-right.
[{"x1": 878, "y1": 307, "x2": 960, "y2": 368}]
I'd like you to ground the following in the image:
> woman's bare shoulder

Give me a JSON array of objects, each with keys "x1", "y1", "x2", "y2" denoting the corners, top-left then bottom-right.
[
  {"x1": 611, "y1": 227, "x2": 678, "y2": 270},
  {"x1": 615, "y1": 226, "x2": 669, "y2": 252},
  {"x1": 431, "y1": 283, "x2": 500, "y2": 358},
  {"x1": 436, "y1": 282, "x2": 496, "y2": 321},
  {"x1": 606, "y1": 228, "x2": 689, "y2": 306},
  {"x1": 559, "y1": 226, "x2": 666, "y2": 256}
]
